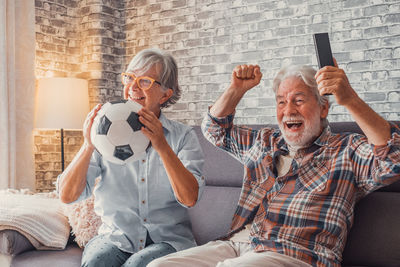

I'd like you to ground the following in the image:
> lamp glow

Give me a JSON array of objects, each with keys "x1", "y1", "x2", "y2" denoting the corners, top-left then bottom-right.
[{"x1": 34, "y1": 77, "x2": 89, "y2": 171}]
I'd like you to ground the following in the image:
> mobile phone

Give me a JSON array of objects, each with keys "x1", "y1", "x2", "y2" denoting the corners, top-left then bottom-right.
[{"x1": 313, "y1": 33, "x2": 334, "y2": 69}]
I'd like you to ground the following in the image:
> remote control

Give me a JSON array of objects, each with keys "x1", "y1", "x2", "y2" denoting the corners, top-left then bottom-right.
[
  {"x1": 313, "y1": 33, "x2": 334, "y2": 69},
  {"x1": 313, "y1": 33, "x2": 334, "y2": 95}
]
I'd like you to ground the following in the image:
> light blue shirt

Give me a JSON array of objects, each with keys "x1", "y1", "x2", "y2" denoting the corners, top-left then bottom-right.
[{"x1": 66, "y1": 113, "x2": 205, "y2": 253}]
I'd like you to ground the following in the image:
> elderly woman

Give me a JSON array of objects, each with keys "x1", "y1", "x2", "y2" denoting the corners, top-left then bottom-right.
[{"x1": 57, "y1": 48, "x2": 204, "y2": 267}]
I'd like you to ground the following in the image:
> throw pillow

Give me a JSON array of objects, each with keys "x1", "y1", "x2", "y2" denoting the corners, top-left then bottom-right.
[{"x1": 62, "y1": 194, "x2": 102, "y2": 247}]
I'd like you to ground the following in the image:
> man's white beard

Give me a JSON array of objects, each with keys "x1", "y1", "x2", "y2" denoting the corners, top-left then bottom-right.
[{"x1": 278, "y1": 112, "x2": 322, "y2": 149}]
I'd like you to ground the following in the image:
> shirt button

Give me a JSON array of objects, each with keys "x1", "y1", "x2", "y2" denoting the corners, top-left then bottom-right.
[
  {"x1": 142, "y1": 200, "x2": 145, "y2": 204},
  {"x1": 143, "y1": 218, "x2": 147, "y2": 222},
  {"x1": 141, "y1": 178, "x2": 145, "y2": 182},
  {"x1": 140, "y1": 239, "x2": 144, "y2": 243},
  {"x1": 142, "y1": 159, "x2": 146, "y2": 163},
  {"x1": 139, "y1": 246, "x2": 143, "y2": 250}
]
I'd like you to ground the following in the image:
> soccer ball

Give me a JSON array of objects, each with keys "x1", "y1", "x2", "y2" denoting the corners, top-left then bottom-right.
[{"x1": 90, "y1": 100, "x2": 149, "y2": 164}]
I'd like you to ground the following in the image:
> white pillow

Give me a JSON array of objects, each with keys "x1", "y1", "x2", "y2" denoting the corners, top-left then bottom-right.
[{"x1": 62, "y1": 194, "x2": 102, "y2": 247}]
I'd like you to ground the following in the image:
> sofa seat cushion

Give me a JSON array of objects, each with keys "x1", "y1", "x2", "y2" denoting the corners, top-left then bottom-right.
[{"x1": 11, "y1": 244, "x2": 82, "y2": 267}]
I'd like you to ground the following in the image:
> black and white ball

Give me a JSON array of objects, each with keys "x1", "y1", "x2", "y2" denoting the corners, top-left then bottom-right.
[{"x1": 90, "y1": 100, "x2": 149, "y2": 164}]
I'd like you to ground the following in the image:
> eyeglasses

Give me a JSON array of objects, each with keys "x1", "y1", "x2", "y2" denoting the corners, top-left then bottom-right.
[{"x1": 121, "y1": 73, "x2": 162, "y2": 90}]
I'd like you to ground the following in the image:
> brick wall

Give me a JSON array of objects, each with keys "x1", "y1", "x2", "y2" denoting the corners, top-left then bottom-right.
[
  {"x1": 125, "y1": 0, "x2": 400, "y2": 125},
  {"x1": 34, "y1": 0, "x2": 400, "y2": 191},
  {"x1": 33, "y1": 129, "x2": 83, "y2": 192},
  {"x1": 35, "y1": 0, "x2": 126, "y2": 106}
]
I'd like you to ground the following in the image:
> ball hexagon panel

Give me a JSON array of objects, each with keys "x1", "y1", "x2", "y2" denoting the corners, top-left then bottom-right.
[
  {"x1": 124, "y1": 100, "x2": 142, "y2": 113},
  {"x1": 97, "y1": 102, "x2": 110, "y2": 118},
  {"x1": 103, "y1": 102, "x2": 132, "y2": 122},
  {"x1": 92, "y1": 134, "x2": 115, "y2": 161},
  {"x1": 128, "y1": 131, "x2": 150, "y2": 156},
  {"x1": 107, "y1": 120, "x2": 135, "y2": 146}
]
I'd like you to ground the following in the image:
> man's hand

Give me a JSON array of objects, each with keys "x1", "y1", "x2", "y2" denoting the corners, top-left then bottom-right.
[
  {"x1": 138, "y1": 108, "x2": 168, "y2": 152},
  {"x1": 209, "y1": 64, "x2": 263, "y2": 117},
  {"x1": 316, "y1": 58, "x2": 391, "y2": 145},
  {"x1": 230, "y1": 64, "x2": 263, "y2": 94},
  {"x1": 82, "y1": 104, "x2": 102, "y2": 149},
  {"x1": 314, "y1": 58, "x2": 359, "y2": 107}
]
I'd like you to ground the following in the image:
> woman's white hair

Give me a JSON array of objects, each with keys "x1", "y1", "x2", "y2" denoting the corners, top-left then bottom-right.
[
  {"x1": 272, "y1": 65, "x2": 330, "y2": 127},
  {"x1": 127, "y1": 48, "x2": 181, "y2": 108}
]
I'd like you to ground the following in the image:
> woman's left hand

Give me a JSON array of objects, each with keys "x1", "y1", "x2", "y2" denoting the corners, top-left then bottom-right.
[{"x1": 138, "y1": 108, "x2": 168, "y2": 152}]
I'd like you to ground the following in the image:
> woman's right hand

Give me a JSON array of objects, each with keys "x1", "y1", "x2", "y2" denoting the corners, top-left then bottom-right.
[{"x1": 83, "y1": 104, "x2": 102, "y2": 148}]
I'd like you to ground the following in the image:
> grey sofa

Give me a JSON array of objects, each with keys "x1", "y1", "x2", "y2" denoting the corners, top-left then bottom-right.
[{"x1": 9, "y1": 122, "x2": 400, "y2": 267}]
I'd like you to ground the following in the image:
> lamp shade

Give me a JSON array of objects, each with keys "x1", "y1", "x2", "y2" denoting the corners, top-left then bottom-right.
[{"x1": 35, "y1": 77, "x2": 90, "y2": 129}]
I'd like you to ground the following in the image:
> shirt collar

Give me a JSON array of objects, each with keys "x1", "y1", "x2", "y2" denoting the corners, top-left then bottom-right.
[
  {"x1": 313, "y1": 125, "x2": 332, "y2": 147},
  {"x1": 158, "y1": 112, "x2": 172, "y2": 133}
]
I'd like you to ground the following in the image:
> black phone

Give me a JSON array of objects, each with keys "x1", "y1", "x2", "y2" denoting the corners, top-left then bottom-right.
[{"x1": 313, "y1": 33, "x2": 334, "y2": 69}]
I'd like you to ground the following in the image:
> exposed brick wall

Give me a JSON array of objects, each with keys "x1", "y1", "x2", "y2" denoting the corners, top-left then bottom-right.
[
  {"x1": 76, "y1": 0, "x2": 126, "y2": 105},
  {"x1": 33, "y1": 129, "x2": 83, "y2": 192},
  {"x1": 35, "y1": 0, "x2": 79, "y2": 78},
  {"x1": 125, "y1": 0, "x2": 400, "y2": 125},
  {"x1": 34, "y1": 0, "x2": 400, "y2": 191},
  {"x1": 35, "y1": 0, "x2": 126, "y2": 107}
]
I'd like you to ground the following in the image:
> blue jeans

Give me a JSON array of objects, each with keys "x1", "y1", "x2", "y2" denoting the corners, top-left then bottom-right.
[{"x1": 81, "y1": 234, "x2": 176, "y2": 267}]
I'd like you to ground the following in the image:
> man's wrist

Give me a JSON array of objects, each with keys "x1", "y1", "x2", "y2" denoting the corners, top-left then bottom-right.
[
  {"x1": 226, "y1": 86, "x2": 247, "y2": 98},
  {"x1": 343, "y1": 95, "x2": 364, "y2": 111}
]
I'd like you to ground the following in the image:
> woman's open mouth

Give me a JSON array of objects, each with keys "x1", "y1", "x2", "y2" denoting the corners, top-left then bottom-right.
[{"x1": 130, "y1": 96, "x2": 145, "y2": 100}]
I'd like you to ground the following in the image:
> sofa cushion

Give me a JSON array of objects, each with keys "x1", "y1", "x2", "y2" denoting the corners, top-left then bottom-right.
[
  {"x1": 342, "y1": 192, "x2": 400, "y2": 267},
  {"x1": 0, "y1": 230, "x2": 34, "y2": 256},
  {"x1": 194, "y1": 127, "x2": 244, "y2": 187},
  {"x1": 11, "y1": 244, "x2": 82, "y2": 267},
  {"x1": 188, "y1": 186, "x2": 241, "y2": 245}
]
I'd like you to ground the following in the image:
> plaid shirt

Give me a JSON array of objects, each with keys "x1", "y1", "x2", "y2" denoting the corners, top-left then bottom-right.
[{"x1": 201, "y1": 112, "x2": 400, "y2": 267}]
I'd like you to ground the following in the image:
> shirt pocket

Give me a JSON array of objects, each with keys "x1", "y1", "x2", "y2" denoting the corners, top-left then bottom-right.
[
  {"x1": 245, "y1": 151, "x2": 275, "y2": 184},
  {"x1": 155, "y1": 161, "x2": 173, "y2": 190},
  {"x1": 297, "y1": 159, "x2": 330, "y2": 192}
]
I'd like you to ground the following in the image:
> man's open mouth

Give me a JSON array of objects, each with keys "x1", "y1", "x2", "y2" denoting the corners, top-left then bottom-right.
[{"x1": 285, "y1": 121, "x2": 303, "y2": 129}]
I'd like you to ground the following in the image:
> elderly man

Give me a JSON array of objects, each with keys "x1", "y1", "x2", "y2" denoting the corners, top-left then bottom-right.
[
  {"x1": 57, "y1": 48, "x2": 204, "y2": 267},
  {"x1": 148, "y1": 60, "x2": 400, "y2": 267}
]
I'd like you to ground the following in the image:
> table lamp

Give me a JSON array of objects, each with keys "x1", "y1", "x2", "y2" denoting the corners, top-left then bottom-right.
[{"x1": 34, "y1": 77, "x2": 90, "y2": 172}]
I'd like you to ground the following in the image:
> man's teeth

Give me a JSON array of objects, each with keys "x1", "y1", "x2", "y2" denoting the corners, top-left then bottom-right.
[
  {"x1": 285, "y1": 121, "x2": 303, "y2": 129},
  {"x1": 131, "y1": 96, "x2": 145, "y2": 100}
]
